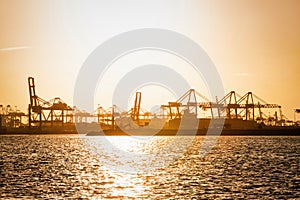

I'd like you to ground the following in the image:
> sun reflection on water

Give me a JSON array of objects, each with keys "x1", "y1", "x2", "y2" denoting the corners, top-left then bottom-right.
[
  {"x1": 106, "y1": 136, "x2": 154, "y2": 154},
  {"x1": 106, "y1": 170, "x2": 149, "y2": 198},
  {"x1": 82, "y1": 136, "x2": 195, "y2": 174},
  {"x1": 2, "y1": 136, "x2": 299, "y2": 198}
]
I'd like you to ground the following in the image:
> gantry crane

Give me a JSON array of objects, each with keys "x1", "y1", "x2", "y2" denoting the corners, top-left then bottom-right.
[
  {"x1": 198, "y1": 90, "x2": 282, "y2": 122},
  {"x1": 28, "y1": 77, "x2": 73, "y2": 128},
  {"x1": 0, "y1": 105, "x2": 26, "y2": 128},
  {"x1": 131, "y1": 92, "x2": 142, "y2": 122},
  {"x1": 161, "y1": 89, "x2": 198, "y2": 119}
]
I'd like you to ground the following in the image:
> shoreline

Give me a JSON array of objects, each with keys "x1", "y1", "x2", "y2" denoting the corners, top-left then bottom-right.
[{"x1": 1, "y1": 127, "x2": 300, "y2": 136}]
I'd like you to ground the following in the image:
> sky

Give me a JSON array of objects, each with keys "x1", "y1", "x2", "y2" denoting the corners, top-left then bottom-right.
[{"x1": 0, "y1": 0, "x2": 299, "y2": 119}]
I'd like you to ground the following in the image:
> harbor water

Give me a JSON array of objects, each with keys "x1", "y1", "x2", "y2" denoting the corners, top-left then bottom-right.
[{"x1": 1, "y1": 135, "x2": 299, "y2": 199}]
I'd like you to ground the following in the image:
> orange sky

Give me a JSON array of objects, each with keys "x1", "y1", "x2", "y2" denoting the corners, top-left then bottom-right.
[{"x1": 0, "y1": 0, "x2": 299, "y2": 119}]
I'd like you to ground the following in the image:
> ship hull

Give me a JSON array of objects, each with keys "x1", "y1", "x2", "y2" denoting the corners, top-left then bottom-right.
[{"x1": 86, "y1": 127, "x2": 300, "y2": 136}]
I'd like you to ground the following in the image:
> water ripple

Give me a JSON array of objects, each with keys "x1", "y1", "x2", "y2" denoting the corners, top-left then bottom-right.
[{"x1": 1, "y1": 135, "x2": 299, "y2": 199}]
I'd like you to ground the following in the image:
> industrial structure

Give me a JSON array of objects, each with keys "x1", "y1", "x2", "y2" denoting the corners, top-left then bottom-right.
[
  {"x1": 24, "y1": 77, "x2": 300, "y2": 129},
  {"x1": 0, "y1": 77, "x2": 299, "y2": 134},
  {"x1": 28, "y1": 77, "x2": 74, "y2": 128},
  {"x1": 0, "y1": 105, "x2": 26, "y2": 128}
]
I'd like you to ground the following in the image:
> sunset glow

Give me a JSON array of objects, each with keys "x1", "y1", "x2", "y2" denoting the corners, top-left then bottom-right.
[
  {"x1": 1, "y1": 1, "x2": 300, "y2": 199},
  {"x1": 0, "y1": 0, "x2": 299, "y2": 118}
]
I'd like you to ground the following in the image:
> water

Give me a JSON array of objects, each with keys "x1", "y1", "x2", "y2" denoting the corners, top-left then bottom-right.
[{"x1": 1, "y1": 135, "x2": 299, "y2": 199}]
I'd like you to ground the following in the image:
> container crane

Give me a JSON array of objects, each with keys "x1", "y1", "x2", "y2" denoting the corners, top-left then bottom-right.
[{"x1": 28, "y1": 77, "x2": 73, "y2": 128}]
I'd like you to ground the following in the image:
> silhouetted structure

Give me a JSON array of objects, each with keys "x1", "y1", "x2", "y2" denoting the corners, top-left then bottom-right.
[
  {"x1": 0, "y1": 105, "x2": 25, "y2": 128},
  {"x1": 28, "y1": 77, "x2": 73, "y2": 128}
]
